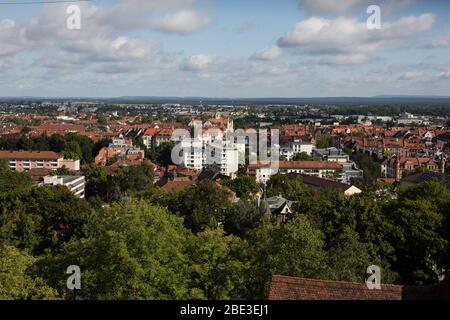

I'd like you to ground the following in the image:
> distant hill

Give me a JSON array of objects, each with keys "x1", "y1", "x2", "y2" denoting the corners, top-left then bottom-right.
[
  {"x1": 373, "y1": 95, "x2": 450, "y2": 99},
  {"x1": 2, "y1": 95, "x2": 450, "y2": 106}
]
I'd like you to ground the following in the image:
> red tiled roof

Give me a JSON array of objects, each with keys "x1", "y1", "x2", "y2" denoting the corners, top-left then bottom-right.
[
  {"x1": 0, "y1": 150, "x2": 60, "y2": 160},
  {"x1": 161, "y1": 178, "x2": 196, "y2": 193},
  {"x1": 269, "y1": 275, "x2": 450, "y2": 300},
  {"x1": 143, "y1": 128, "x2": 160, "y2": 136},
  {"x1": 156, "y1": 129, "x2": 175, "y2": 136}
]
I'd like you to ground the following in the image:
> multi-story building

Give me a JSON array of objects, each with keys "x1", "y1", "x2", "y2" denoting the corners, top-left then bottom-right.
[
  {"x1": 248, "y1": 160, "x2": 342, "y2": 184},
  {"x1": 205, "y1": 141, "x2": 240, "y2": 178},
  {"x1": 42, "y1": 175, "x2": 86, "y2": 198},
  {"x1": 381, "y1": 156, "x2": 445, "y2": 180},
  {"x1": 291, "y1": 139, "x2": 314, "y2": 155},
  {"x1": 313, "y1": 147, "x2": 364, "y2": 183},
  {"x1": 94, "y1": 139, "x2": 144, "y2": 166},
  {"x1": 176, "y1": 139, "x2": 240, "y2": 178},
  {"x1": 0, "y1": 150, "x2": 80, "y2": 172},
  {"x1": 280, "y1": 139, "x2": 314, "y2": 160},
  {"x1": 178, "y1": 139, "x2": 204, "y2": 171}
]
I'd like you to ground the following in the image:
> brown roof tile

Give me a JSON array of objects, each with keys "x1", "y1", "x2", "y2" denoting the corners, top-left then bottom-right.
[
  {"x1": 0, "y1": 150, "x2": 60, "y2": 160},
  {"x1": 269, "y1": 275, "x2": 450, "y2": 300}
]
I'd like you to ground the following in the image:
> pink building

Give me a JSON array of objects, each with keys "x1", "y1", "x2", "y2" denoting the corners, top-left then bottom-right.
[{"x1": 0, "y1": 151, "x2": 80, "y2": 172}]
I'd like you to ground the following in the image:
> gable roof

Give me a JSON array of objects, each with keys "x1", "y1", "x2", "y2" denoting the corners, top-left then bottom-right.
[
  {"x1": 160, "y1": 178, "x2": 196, "y2": 193},
  {"x1": 295, "y1": 174, "x2": 353, "y2": 192},
  {"x1": 269, "y1": 275, "x2": 450, "y2": 300},
  {"x1": 265, "y1": 196, "x2": 293, "y2": 215},
  {"x1": 197, "y1": 169, "x2": 231, "y2": 181},
  {"x1": 0, "y1": 150, "x2": 60, "y2": 160}
]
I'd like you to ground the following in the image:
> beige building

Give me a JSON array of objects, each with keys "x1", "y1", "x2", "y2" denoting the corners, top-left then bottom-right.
[{"x1": 0, "y1": 151, "x2": 80, "y2": 172}]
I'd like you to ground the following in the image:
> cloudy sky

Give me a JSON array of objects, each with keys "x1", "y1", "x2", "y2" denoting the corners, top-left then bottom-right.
[{"x1": 0, "y1": 0, "x2": 449, "y2": 97}]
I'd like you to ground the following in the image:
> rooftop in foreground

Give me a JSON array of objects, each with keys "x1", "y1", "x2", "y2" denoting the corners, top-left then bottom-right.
[{"x1": 269, "y1": 275, "x2": 450, "y2": 300}]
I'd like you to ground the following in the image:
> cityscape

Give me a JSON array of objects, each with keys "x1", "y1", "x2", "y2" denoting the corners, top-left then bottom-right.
[{"x1": 0, "y1": 0, "x2": 450, "y2": 310}]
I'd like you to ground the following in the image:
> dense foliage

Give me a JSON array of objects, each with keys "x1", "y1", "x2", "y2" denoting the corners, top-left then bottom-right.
[
  {"x1": 0, "y1": 133, "x2": 102, "y2": 163},
  {"x1": 1, "y1": 162, "x2": 449, "y2": 299}
]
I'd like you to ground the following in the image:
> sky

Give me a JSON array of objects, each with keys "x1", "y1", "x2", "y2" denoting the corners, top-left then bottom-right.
[{"x1": 0, "y1": 0, "x2": 449, "y2": 98}]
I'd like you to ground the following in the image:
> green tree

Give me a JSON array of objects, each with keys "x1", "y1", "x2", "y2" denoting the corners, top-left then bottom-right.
[
  {"x1": 186, "y1": 228, "x2": 250, "y2": 299},
  {"x1": 62, "y1": 141, "x2": 82, "y2": 160},
  {"x1": 246, "y1": 216, "x2": 329, "y2": 298},
  {"x1": 55, "y1": 165, "x2": 73, "y2": 176},
  {"x1": 221, "y1": 175, "x2": 260, "y2": 200},
  {"x1": 0, "y1": 160, "x2": 33, "y2": 192},
  {"x1": 48, "y1": 134, "x2": 65, "y2": 153},
  {"x1": 0, "y1": 245, "x2": 58, "y2": 300},
  {"x1": 154, "y1": 141, "x2": 175, "y2": 169},
  {"x1": 112, "y1": 163, "x2": 155, "y2": 198},
  {"x1": 316, "y1": 134, "x2": 334, "y2": 148},
  {"x1": 292, "y1": 152, "x2": 319, "y2": 161},
  {"x1": 168, "y1": 181, "x2": 231, "y2": 233},
  {"x1": 0, "y1": 186, "x2": 92, "y2": 254},
  {"x1": 82, "y1": 165, "x2": 108, "y2": 200},
  {"x1": 386, "y1": 181, "x2": 449, "y2": 285},
  {"x1": 36, "y1": 201, "x2": 192, "y2": 300},
  {"x1": 326, "y1": 227, "x2": 376, "y2": 283},
  {"x1": 223, "y1": 200, "x2": 267, "y2": 237}
]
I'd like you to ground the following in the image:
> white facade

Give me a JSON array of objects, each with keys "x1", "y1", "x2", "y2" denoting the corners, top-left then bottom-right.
[
  {"x1": 248, "y1": 161, "x2": 342, "y2": 184},
  {"x1": 179, "y1": 139, "x2": 204, "y2": 171},
  {"x1": 42, "y1": 175, "x2": 86, "y2": 198},
  {"x1": 291, "y1": 140, "x2": 313, "y2": 155},
  {"x1": 205, "y1": 141, "x2": 239, "y2": 178},
  {"x1": 176, "y1": 139, "x2": 240, "y2": 178},
  {"x1": 253, "y1": 167, "x2": 277, "y2": 184}
]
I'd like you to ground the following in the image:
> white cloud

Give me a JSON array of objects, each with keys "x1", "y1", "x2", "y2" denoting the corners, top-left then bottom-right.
[
  {"x1": 298, "y1": 0, "x2": 416, "y2": 14},
  {"x1": 319, "y1": 54, "x2": 367, "y2": 65},
  {"x1": 426, "y1": 37, "x2": 450, "y2": 49},
  {"x1": 278, "y1": 14, "x2": 435, "y2": 64},
  {"x1": 398, "y1": 70, "x2": 423, "y2": 80},
  {"x1": 438, "y1": 67, "x2": 450, "y2": 79},
  {"x1": 93, "y1": 0, "x2": 211, "y2": 34},
  {"x1": 250, "y1": 45, "x2": 282, "y2": 61},
  {"x1": 151, "y1": 10, "x2": 211, "y2": 34},
  {"x1": 0, "y1": 19, "x2": 30, "y2": 57},
  {"x1": 181, "y1": 54, "x2": 216, "y2": 71}
]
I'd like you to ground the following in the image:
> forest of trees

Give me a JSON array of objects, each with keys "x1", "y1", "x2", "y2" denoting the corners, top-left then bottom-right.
[
  {"x1": 0, "y1": 132, "x2": 111, "y2": 164},
  {"x1": 1, "y1": 157, "x2": 449, "y2": 300}
]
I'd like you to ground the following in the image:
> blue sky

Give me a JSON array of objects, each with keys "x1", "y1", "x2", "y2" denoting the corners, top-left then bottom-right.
[{"x1": 0, "y1": 0, "x2": 449, "y2": 97}]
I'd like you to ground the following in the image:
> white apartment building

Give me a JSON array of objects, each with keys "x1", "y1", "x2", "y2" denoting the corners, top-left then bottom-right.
[
  {"x1": 178, "y1": 139, "x2": 204, "y2": 171},
  {"x1": 280, "y1": 139, "x2": 314, "y2": 161},
  {"x1": 291, "y1": 140, "x2": 314, "y2": 155},
  {"x1": 176, "y1": 139, "x2": 240, "y2": 178},
  {"x1": 205, "y1": 141, "x2": 240, "y2": 178},
  {"x1": 42, "y1": 175, "x2": 86, "y2": 198},
  {"x1": 248, "y1": 160, "x2": 343, "y2": 184}
]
